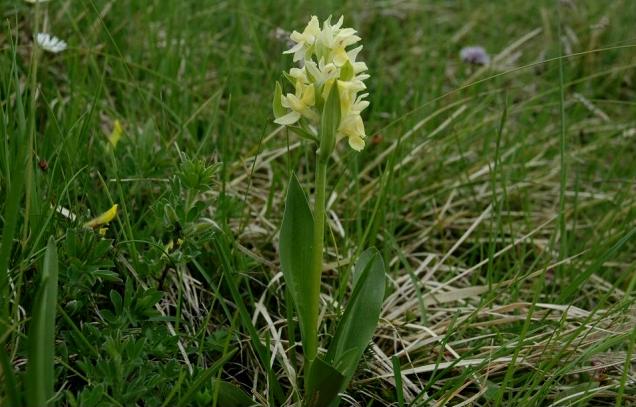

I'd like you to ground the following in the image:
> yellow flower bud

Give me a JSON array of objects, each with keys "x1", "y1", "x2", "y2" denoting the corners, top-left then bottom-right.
[{"x1": 84, "y1": 204, "x2": 118, "y2": 229}]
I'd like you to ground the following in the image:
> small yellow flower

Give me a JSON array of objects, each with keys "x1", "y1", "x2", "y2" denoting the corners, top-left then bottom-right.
[
  {"x1": 107, "y1": 120, "x2": 123, "y2": 149},
  {"x1": 84, "y1": 204, "x2": 118, "y2": 229},
  {"x1": 162, "y1": 238, "x2": 184, "y2": 257}
]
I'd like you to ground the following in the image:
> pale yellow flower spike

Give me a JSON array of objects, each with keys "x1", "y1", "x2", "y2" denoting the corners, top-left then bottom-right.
[
  {"x1": 84, "y1": 204, "x2": 119, "y2": 229},
  {"x1": 275, "y1": 15, "x2": 370, "y2": 152},
  {"x1": 108, "y1": 120, "x2": 123, "y2": 148}
]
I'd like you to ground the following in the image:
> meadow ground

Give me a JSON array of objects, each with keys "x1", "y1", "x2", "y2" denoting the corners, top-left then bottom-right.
[{"x1": 1, "y1": 0, "x2": 636, "y2": 406}]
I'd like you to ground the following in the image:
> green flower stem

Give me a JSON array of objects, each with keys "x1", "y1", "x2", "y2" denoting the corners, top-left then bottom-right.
[
  {"x1": 23, "y1": 0, "x2": 42, "y2": 245},
  {"x1": 305, "y1": 156, "x2": 328, "y2": 383},
  {"x1": 312, "y1": 159, "x2": 328, "y2": 291}
]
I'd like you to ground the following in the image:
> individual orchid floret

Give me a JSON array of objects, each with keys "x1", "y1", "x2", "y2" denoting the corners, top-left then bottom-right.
[
  {"x1": 347, "y1": 46, "x2": 369, "y2": 75},
  {"x1": 275, "y1": 79, "x2": 318, "y2": 125},
  {"x1": 304, "y1": 59, "x2": 339, "y2": 87},
  {"x1": 284, "y1": 16, "x2": 321, "y2": 62},
  {"x1": 315, "y1": 16, "x2": 361, "y2": 66}
]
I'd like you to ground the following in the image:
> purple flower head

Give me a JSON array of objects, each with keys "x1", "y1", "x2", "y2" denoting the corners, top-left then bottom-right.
[{"x1": 460, "y1": 46, "x2": 491, "y2": 66}]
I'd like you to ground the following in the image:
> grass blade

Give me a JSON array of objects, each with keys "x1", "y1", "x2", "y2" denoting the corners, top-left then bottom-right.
[
  {"x1": 25, "y1": 237, "x2": 59, "y2": 407},
  {"x1": 0, "y1": 337, "x2": 20, "y2": 407},
  {"x1": 392, "y1": 356, "x2": 405, "y2": 407},
  {"x1": 176, "y1": 350, "x2": 236, "y2": 407},
  {"x1": 211, "y1": 234, "x2": 285, "y2": 403}
]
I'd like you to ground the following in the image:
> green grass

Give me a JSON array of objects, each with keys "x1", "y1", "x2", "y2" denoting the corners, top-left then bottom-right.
[{"x1": 1, "y1": 0, "x2": 636, "y2": 405}]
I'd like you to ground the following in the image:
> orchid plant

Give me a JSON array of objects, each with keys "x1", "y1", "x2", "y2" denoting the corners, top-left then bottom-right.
[{"x1": 274, "y1": 16, "x2": 385, "y2": 406}]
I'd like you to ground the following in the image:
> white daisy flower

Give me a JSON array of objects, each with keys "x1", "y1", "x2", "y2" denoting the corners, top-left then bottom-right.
[{"x1": 36, "y1": 33, "x2": 67, "y2": 54}]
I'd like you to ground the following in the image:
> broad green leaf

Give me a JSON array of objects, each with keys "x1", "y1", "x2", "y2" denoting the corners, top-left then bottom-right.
[
  {"x1": 318, "y1": 82, "x2": 341, "y2": 161},
  {"x1": 212, "y1": 379, "x2": 257, "y2": 407},
  {"x1": 326, "y1": 248, "x2": 385, "y2": 404},
  {"x1": 306, "y1": 357, "x2": 346, "y2": 407},
  {"x1": 279, "y1": 173, "x2": 318, "y2": 360},
  {"x1": 26, "y1": 237, "x2": 59, "y2": 407},
  {"x1": 272, "y1": 81, "x2": 286, "y2": 119}
]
